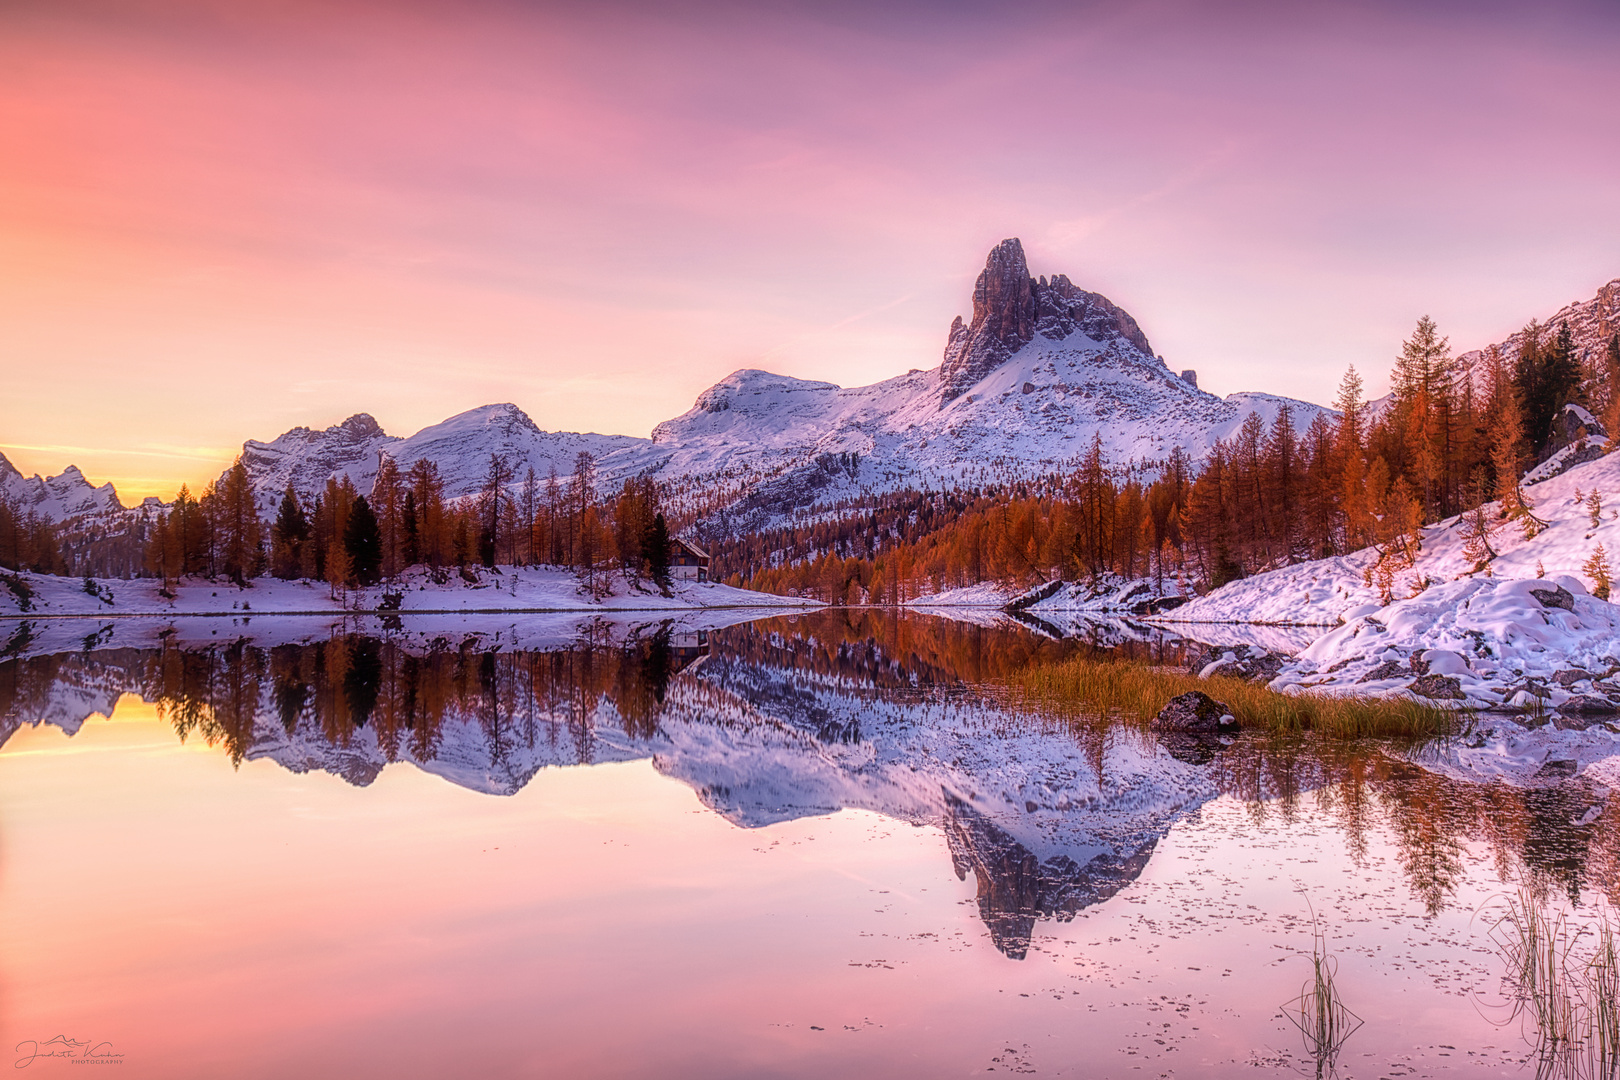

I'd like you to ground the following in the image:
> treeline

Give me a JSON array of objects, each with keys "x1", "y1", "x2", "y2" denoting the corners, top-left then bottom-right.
[
  {"x1": 142, "y1": 451, "x2": 675, "y2": 594},
  {"x1": 0, "y1": 497, "x2": 66, "y2": 575},
  {"x1": 714, "y1": 447, "x2": 1190, "y2": 604},
  {"x1": 724, "y1": 320, "x2": 1620, "y2": 603}
]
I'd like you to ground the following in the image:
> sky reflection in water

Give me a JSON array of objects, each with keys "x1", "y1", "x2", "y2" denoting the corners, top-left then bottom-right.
[{"x1": 0, "y1": 610, "x2": 1614, "y2": 1077}]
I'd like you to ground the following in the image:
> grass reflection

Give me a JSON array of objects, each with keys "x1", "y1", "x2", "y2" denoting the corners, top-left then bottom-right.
[{"x1": 1008, "y1": 655, "x2": 1456, "y2": 738}]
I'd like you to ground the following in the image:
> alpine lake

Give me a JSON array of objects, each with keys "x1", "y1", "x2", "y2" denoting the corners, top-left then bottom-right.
[{"x1": 2, "y1": 607, "x2": 1615, "y2": 1079}]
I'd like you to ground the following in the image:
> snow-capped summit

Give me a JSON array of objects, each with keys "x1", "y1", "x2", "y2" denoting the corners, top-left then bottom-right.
[
  {"x1": 0, "y1": 452, "x2": 124, "y2": 519},
  {"x1": 237, "y1": 403, "x2": 655, "y2": 516}
]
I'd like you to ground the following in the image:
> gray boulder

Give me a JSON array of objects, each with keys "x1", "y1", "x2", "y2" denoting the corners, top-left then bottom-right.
[
  {"x1": 1410, "y1": 674, "x2": 1464, "y2": 700},
  {"x1": 1150, "y1": 691, "x2": 1236, "y2": 733},
  {"x1": 1529, "y1": 585, "x2": 1575, "y2": 611}
]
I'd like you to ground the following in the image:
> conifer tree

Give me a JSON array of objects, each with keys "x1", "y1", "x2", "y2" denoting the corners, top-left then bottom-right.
[
  {"x1": 521, "y1": 467, "x2": 539, "y2": 565},
  {"x1": 407, "y1": 459, "x2": 447, "y2": 567},
  {"x1": 1459, "y1": 473, "x2": 1499, "y2": 570},
  {"x1": 646, "y1": 513, "x2": 671, "y2": 593},
  {"x1": 1487, "y1": 349, "x2": 1544, "y2": 538},
  {"x1": 216, "y1": 460, "x2": 262, "y2": 585},
  {"x1": 479, "y1": 454, "x2": 512, "y2": 568},
  {"x1": 1584, "y1": 543, "x2": 1611, "y2": 601},
  {"x1": 371, "y1": 455, "x2": 404, "y2": 581},
  {"x1": 271, "y1": 485, "x2": 308, "y2": 580},
  {"x1": 1393, "y1": 316, "x2": 1456, "y2": 516},
  {"x1": 345, "y1": 496, "x2": 382, "y2": 586}
]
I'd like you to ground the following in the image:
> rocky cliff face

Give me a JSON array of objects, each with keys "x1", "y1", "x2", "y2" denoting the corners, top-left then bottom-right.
[
  {"x1": 1458, "y1": 278, "x2": 1620, "y2": 368},
  {"x1": 939, "y1": 238, "x2": 1155, "y2": 402}
]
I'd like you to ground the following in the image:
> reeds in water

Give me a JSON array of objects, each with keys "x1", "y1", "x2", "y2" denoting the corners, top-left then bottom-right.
[
  {"x1": 1487, "y1": 887, "x2": 1620, "y2": 1079},
  {"x1": 1283, "y1": 908, "x2": 1363, "y2": 1078},
  {"x1": 1009, "y1": 658, "x2": 1455, "y2": 739}
]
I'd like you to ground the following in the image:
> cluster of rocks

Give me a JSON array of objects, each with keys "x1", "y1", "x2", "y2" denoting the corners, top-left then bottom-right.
[{"x1": 1188, "y1": 643, "x2": 1284, "y2": 683}]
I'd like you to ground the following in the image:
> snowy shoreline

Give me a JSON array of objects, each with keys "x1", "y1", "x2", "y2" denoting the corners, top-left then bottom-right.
[{"x1": 0, "y1": 563, "x2": 821, "y2": 619}]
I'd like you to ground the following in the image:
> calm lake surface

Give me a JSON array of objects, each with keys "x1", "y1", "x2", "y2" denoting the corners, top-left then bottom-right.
[{"x1": 1, "y1": 610, "x2": 1614, "y2": 1078}]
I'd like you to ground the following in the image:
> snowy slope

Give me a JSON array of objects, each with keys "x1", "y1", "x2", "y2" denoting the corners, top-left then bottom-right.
[
  {"x1": 0, "y1": 564, "x2": 818, "y2": 617},
  {"x1": 1163, "y1": 448, "x2": 1620, "y2": 627}
]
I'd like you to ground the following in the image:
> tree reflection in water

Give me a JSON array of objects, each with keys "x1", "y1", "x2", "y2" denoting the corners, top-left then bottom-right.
[{"x1": 2, "y1": 610, "x2": 1617, "y2": 957}]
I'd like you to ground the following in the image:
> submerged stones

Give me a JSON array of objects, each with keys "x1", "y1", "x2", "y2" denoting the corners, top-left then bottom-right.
[{"x1": 1151, "y1": 691, "x2": 1236, "y2": 733}]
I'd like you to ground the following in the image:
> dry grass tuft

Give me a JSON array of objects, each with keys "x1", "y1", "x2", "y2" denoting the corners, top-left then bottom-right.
[{"x1": 1007, "y1": 657, "x2": 1455, "y2": 739}]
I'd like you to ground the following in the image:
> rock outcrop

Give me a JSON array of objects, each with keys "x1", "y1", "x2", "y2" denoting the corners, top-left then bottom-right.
[
  {"x1": 939, "y1": 238, "x2": 1155, "y2": 402},
  {"x1": 1150, "y1": 691, "x2": 1236, "y2": 733}
]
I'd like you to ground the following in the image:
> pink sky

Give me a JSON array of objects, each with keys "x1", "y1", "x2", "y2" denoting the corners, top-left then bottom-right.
[{"x1": 2, "y1": 0, "x2": 1618, "y2": 500}]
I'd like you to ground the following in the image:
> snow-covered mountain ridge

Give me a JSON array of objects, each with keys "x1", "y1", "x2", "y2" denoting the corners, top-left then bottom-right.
[
  {"x1": 218, "y1": 239, "x2": 1334, "y2": 524},
  {"x1": 0, "y1": 451, "x2": 127, "y2": 519},
  {"x1": 1457, "y1": 278, "x2": 1620, "y2": 369},
  {"x1": 20, "y1": 248, "x2": 1616, "y2": 534}
]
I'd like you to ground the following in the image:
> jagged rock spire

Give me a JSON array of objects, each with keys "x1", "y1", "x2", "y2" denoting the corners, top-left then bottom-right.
[{"x1": 939, "y1": 238, "x2": 1155, "y2": 402}]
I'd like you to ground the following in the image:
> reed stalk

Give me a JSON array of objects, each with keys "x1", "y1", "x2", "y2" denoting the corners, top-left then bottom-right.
[
  {"x1": 1486, "y1": 888, "x2": 1620, "y2": 1080},
  {"x1": 1283, "y1": 904, "x2": 1363, "y2": 1077}
]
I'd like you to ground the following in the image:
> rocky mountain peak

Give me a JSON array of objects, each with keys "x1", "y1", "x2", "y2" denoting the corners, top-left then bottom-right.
[
  {"x1": 939, "y1": 239, "x2": 1156, "y2": 402},
  {"x1": 337, "y1": 413, "x2": 386, "y2": 441}
]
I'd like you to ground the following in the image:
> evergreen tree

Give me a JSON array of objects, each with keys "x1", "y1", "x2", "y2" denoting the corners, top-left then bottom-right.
[
  {"x1": 1516, "y1": 320, "x2": 1582, "y2": 458},
  {"x1": 1584, "y1": 543, "x2": 1611, "y2": 601},
  {"x1": 479, "y1": 454, "x2": 512, "y2": 568},
  {"x1": 345, "y1": 496, "x2": 382, "y2": 586},
  {"x1": 271, "y1": 485, "x2": 308, "y2": 579},
  {"x1": 646, "y1": 513, "x2": 671, "y2": 592}
]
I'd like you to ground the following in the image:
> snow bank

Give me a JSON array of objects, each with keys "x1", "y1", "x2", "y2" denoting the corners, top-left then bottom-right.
[
  {"x1": 1267, "y1": 576, "x2": 1620, "y2": 712},
  {"x1": 0, "y1": 565, "x2": 818, "y2": 618},
  {"x1": 904, "y1": 581, "x2": 1016, "y2": 607},
  {"x1": 1018, "y1": 576, "x2": 1187, "y2": 616}
]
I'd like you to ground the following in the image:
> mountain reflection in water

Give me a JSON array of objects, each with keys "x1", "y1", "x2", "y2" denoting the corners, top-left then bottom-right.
[{"x1": 3, "y1": 609, "x2": 1617, "y2": 959}]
